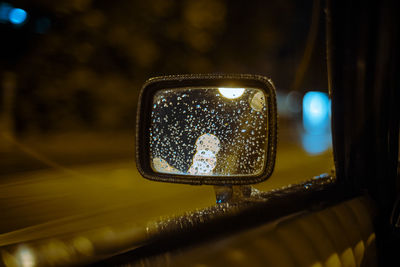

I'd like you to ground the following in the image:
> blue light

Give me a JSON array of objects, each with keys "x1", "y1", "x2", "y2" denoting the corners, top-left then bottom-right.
[
  {"x1": 301, "y1": 132, "x2": 332, "y2": 155},
  {"x1": 301, "y1": 91, "x2": 332, "y2": 155},
  {"x1": 303, "y1": 91, "x2": 330, "y2": 134},
  {"x1": 8, "y1": 7, "x2": 27, "y2": 25},
  {"x1": 0, "y1": 3, "x2": 12, "y2": 23}
]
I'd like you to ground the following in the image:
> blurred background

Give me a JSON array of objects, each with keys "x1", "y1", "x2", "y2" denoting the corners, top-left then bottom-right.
[
  {"x1": 0, "y1": 0, "x2": 333, "y2": 265},
  {"x1": 0, "y1": 0, "x2": 328, "y2": 157}
]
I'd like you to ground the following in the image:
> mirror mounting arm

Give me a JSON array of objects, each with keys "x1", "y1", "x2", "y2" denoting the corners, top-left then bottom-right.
[{"x1": 214, "y1": 185, "x2": 264, "y2": 204}]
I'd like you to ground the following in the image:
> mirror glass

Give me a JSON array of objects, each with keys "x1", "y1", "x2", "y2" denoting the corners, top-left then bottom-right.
[{"x1": 149, "y1": 87, "x2": 269, "y2": 176}]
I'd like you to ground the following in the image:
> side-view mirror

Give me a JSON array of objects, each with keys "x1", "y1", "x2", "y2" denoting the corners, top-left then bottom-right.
[{"x1": 136, "y1": 74, "x2": 277, "y2": 185}]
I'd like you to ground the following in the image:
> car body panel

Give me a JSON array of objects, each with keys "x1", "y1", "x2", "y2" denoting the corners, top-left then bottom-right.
[{"x1": 98, "y1": 196, "x2": 376, "y2": 267}]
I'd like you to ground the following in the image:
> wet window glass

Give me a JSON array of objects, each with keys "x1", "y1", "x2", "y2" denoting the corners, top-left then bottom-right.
[{"x1": 150, "y1": 88, "x2": 268, "y2": 176}]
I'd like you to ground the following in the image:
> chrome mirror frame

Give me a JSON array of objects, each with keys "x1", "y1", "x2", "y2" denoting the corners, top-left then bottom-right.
[{"x1": 136, "y1": 74, "x2": 277, "y2": 185}]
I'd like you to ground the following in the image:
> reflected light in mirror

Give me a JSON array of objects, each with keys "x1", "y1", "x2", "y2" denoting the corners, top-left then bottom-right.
[
  {"x1": 218, "y1": 88, "x2": 245, "y2": 99},
  {"x1": 250, "y1": 91, "x2": 266, "y2": 111}
]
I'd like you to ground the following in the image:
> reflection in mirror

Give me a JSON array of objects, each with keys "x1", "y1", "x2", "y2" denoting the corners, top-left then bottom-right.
[{"x1": 149, "y1": 87, "x2": 269, "y2": 176}]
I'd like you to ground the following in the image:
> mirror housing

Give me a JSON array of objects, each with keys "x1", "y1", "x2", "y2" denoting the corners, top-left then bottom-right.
[{"x1": 136, "y1": 74, "x2": 277, "y2": 185}]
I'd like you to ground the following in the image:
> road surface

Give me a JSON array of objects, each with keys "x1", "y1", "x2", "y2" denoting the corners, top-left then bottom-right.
[{"x1": 0, "y1": 135, "x2": 333, "y2": 266}]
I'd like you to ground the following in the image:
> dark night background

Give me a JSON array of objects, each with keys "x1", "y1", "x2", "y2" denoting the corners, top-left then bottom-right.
[{"x1": 0, "y1": 0, "x2": 327, "y2": 137}]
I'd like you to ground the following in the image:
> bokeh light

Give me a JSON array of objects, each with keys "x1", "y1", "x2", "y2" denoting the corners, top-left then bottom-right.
[
  {"x1": 303, "y1": 91, "x2": 330, "y2": 134},
  {"x1": 302, "y1": 91, "x2": 331, "y2": 155},
  {"x1": 218, "y1": 88, "x2": 245, "y2": 99},
  {"x1": 8, "y1": 7, "x2": 27, "y2": 25},
  {"x1": 0, "y1": 3, "x2": 12, "y2": 23},
  {"x1": 15, "y1": 245, "x2": 35, "y2": 267},
  {"x1": 301, "y1": 132, "x2": 332, "y2": 155},
  {"x1": 285, "y1": 91, "x2": 302, "y2": 114},
  {"x1": 249, "y1": 91, "x2": 266, "y2": 112}
]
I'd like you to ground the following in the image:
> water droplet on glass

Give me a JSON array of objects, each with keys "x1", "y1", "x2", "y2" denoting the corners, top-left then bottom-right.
[{"x1": 149, "y1": 88, "x2": 268, "y2": 176}]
